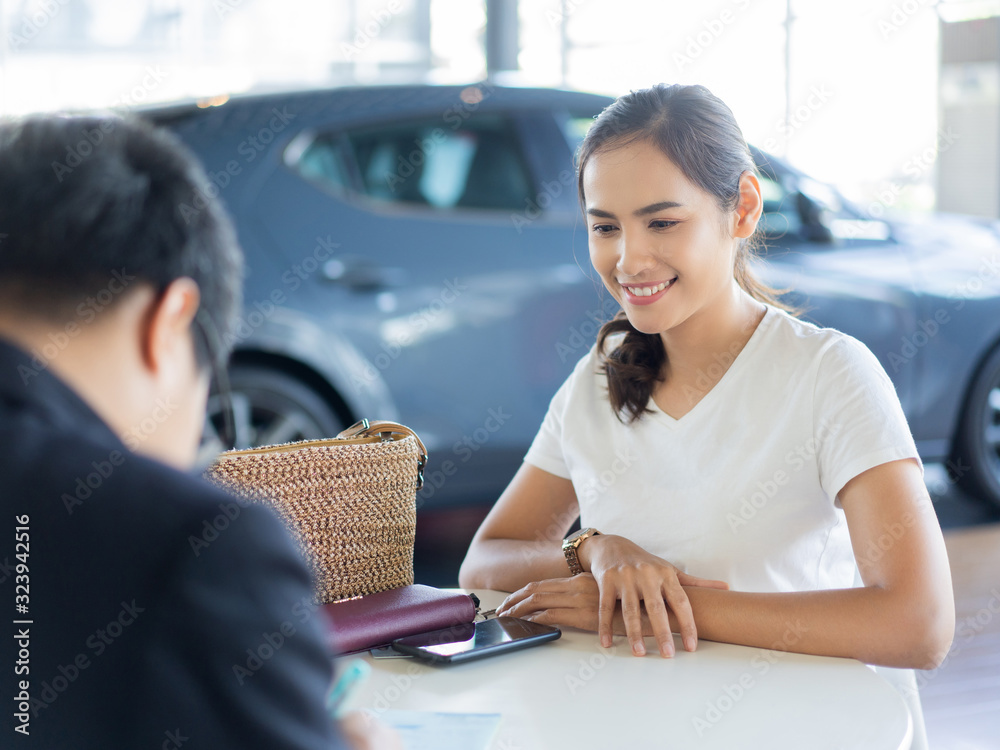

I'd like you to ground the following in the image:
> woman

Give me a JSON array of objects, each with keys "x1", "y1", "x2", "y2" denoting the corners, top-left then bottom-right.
[{"x1": 458, "y1": 83, "x2": 953, "y2": 734}]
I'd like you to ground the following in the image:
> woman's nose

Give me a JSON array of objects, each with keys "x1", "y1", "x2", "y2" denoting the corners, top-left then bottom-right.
[{"x1": 615, "y1": 235, "x2": 658, "y2": 277}]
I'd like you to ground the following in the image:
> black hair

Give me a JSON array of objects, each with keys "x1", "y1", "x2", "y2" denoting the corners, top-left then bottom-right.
[
  {"x1": 0, "y1": 114, "x2": 243, "y2": 370},
  {"x1": 577, "y1": 83, "x2": 795, "y2": 422}
]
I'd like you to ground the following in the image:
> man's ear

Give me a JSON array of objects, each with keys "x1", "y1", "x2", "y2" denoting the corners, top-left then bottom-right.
[
  {"x1": 139, "y1": 277, "x2": 202, "y2": 378},
  {"x1": 733, "y1": 171, "x2": 764, "y2": 239}
]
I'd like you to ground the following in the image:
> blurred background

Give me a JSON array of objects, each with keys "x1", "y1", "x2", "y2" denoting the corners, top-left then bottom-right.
[
  {"x1": 6, "y1": 0, "x2": 1000, "y2": 213},
  {"x1": 3, "y1": 1, "x2": 1000, "y2": 746}
]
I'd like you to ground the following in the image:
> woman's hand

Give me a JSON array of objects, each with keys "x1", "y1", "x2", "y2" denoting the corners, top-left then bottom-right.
[
  {"x1": 496, "y1": 573, "x2": 620, "y2": 633},
  {"x1": 496, "y1": 573, "x2": 666, "y2": 643},
  {"x1": 580, "y1": 534, "x2": 728, "y2": 657}
]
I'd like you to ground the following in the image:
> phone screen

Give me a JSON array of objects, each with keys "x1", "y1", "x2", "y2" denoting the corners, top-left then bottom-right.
[{"x1": 391, "y1": 617, "x2": 560, "y2": 664}]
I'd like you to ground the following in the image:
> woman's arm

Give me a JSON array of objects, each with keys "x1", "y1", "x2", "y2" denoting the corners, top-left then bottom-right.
[
  {"x1": 458, "y1": 463, "x2": 582, "y2": 592},
  {"x1": 460, "y1": 463, "x2": 729, "y2": 656},
  {"x1": 499, "y1": 459, "x2": 955, "y2": 669},
  {"x1": 680, "y1": 458, "x2": 954, "y2": 668}
]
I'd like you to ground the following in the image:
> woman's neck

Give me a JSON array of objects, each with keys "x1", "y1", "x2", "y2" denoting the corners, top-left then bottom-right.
[{"x1": 658, "y1": 284, "x2": 767, "y2": 387}]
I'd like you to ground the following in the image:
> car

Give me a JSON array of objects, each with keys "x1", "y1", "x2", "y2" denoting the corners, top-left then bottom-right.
[{"x1": 143, "y1": 83, "x2": 1000, "y2": 511}]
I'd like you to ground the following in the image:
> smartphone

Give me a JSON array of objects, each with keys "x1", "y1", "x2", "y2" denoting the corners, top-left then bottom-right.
[{"x1": 391, "y1": 617, "x2": 561, "y2": 664}]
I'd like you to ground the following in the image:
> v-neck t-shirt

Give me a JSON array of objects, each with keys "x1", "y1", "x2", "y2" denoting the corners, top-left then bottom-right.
[{"x1": 523, "y1": 305, "x2": 922, "y2": 593}]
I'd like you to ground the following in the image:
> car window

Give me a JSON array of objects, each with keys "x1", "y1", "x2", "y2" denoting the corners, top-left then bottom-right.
[
  {"x1": 298, "y1": 134, "x2": 353, "y2": 195},
  {"x1": 758, "y1": 174, "x2": 803, "y2": 237},
  {"x1": 759, "y1": 171, "x2": 893, "y2": 243},
  {"x1": 294, "y1": 115, "x2": 535, "y2": 212},
  {"x1": 559, "y1": 116, "x2": 890, "y2": 244}
]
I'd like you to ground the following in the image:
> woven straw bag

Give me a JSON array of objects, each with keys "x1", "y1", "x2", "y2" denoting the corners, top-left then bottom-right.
[{"x1": 204, "y1": 419, "x2": 427, "y2": 603}]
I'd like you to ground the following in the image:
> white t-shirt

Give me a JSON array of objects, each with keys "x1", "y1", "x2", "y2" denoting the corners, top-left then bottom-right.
[{"x1": 524, "y1": 305, "x2": 922, "y2": 594}]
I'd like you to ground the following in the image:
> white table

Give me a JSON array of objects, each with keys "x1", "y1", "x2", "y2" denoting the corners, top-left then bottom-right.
[{"x1": 348, "y1": 590, "x2": 913, "y2": 750}]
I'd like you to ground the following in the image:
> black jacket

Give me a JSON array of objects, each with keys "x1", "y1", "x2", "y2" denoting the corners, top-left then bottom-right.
[{"x1": 0, "y1": 339, "x2": 346, "y2": 748}]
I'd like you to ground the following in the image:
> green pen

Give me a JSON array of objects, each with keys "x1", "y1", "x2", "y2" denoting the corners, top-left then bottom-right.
[{"x1": 326, "y1": 659, "x2": 371, "y2": 718}]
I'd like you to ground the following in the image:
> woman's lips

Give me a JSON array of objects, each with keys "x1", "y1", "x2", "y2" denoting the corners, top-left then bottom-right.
[{"x1": 621, "y1": 278, "x2": 676, "y2": 306}]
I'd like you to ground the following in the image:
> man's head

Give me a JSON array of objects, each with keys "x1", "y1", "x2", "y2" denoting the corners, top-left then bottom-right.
[{"x1": 0, "y1": 115, "x2": 243, "y2": 468}]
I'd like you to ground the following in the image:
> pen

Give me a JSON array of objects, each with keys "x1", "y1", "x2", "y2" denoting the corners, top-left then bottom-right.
[{"x1": 326, "y1": 659, "x2": 371, "y2": 718}]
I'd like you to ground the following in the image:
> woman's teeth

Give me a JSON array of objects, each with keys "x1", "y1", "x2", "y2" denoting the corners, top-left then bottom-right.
[{"x1": 624, "y1": 279, "x2": 674, "y2": 297}]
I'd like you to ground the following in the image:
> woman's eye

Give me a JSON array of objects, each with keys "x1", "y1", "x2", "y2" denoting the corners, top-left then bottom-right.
[
  {"x1": 592, "y1": 224, "x2": 617, "y2": 235},
  {"x1": 650, "y1": 220, "x2": 678, "y2": 229}
]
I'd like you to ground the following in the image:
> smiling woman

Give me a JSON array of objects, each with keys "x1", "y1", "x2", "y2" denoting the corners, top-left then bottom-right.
[
  {"x1": 459, "y1": 83, "x2": 954, "y2": 750},
  {"x1": 580, "y1": 85, "x2": 796, "y2": 423}
]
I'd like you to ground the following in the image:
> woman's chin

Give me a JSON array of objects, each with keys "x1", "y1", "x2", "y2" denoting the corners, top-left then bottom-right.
[{"x1": 624, "y1": 310, "x2": 674, "y2": 336}]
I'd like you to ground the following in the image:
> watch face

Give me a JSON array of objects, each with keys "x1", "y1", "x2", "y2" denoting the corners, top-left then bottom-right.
[{"x1": 566, "y1": 527, "x2": 594, "y2": 545}]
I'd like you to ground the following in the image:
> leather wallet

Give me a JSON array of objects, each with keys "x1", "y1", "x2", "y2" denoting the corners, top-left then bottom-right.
[{"x1": 321, "y1": 584, "x2": 479, "y2": 654}]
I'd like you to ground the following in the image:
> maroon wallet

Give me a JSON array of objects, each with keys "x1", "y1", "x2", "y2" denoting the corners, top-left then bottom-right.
[{"x1": 321, "y1": 584, "x2": 479, "y2": 654}]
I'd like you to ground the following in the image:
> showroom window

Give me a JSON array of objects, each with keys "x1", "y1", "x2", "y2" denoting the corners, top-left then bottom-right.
[{"x1": 295, "y1": 115, "x2": 535, "y2": 212}]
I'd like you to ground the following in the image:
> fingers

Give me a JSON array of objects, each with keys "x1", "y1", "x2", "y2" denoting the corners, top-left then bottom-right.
[
  {"x1": 598, "y1": 583, "x2": 618, "y2": 649},
  {"x1": 499, "y1": 590, "x2": 589, "y2": 619},
  {"x1": 497, "y1": 579, "x2": 553, "y2": 615},
  {"x1": 494, "y1": 568, "x2": 706, "y2": 658},
  {"x1": 496, "y1": 575, "x2": 599, "y2": 619},
  {"x1": 519, "y1": 607, "x2": 596, "y2": 632},
  {"x1": 662, "y1": 577, "x2": 698, "y2": 652},
  {"x1": 640, "y1": 583, "x2": 675, "y2": 658},
  {"x1": 497, "y1": 583, "x2": 533, "y2": 615},
  {"x1": 619, "y1": 585, "x2": 646, "y2": 656},
  {"x1": 676, "y1": 571, "x2": 729, "y2": 590}
]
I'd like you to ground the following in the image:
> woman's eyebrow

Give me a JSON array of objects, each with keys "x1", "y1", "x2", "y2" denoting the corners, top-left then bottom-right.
[
  {"x1": 586, "y1": 201, "x2": 684, "y2": 219},
  {"x1": 586, "y1": 207, "x2": 616, "y2": 218},
  {"x1": 635, "y1": 200, "x2": 684, "y2": 216}
]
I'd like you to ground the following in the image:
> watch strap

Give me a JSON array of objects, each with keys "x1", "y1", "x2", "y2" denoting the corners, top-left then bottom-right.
[
  {"x1": 562, "y1": 527, "x2": 599, "y2": 576},
  {"x1": 563, "y1": 542, "x2": 584, "y2": 576}
]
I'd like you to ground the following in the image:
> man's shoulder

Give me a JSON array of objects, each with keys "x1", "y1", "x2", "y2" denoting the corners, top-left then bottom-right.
[
  {"x1": 0, "y1": 422, "x2": 291, "y2": 572},
  {"x1": 16, "y1": 429, "x2": 234, "y2": 518}
]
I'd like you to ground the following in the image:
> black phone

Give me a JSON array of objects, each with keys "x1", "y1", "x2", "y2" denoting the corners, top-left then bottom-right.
[{"x1": 391, "y1": 617, "x2": 561, "y2": 664}]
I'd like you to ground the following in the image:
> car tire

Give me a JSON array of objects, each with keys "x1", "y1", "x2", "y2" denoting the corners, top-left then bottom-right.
[
  {"x1": 951, "y1": 344, "x2": 1000, "y2": 508},
  {"x1": 205, "y1": 365, "x2": 346, "y2": 451}
]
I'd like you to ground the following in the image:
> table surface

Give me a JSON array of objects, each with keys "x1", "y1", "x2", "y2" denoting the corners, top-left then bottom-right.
[{"x1": 348, "y1": 590, "x2": 913, "y2": 750}]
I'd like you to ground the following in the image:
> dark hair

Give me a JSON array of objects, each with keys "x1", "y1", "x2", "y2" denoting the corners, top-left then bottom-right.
[
  {"x1": 577, "y1": 83, "x2": 794, "y2": 422},
  {"x1": 0, "y1": 115, "x2": 243, "y2": 370}
]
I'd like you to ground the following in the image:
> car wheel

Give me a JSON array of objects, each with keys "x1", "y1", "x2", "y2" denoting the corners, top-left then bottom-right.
[
  {"x1": 952, "y1": 344, "x2": 1000, "y2": 508},
  {"x1": 203, "y1": 365, "x2": 346, "y2": 453}
]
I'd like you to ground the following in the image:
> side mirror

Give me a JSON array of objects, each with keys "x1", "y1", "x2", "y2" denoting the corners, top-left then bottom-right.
[{"x1": 795, "y1": 191, "x2": 835, "y2": 243}]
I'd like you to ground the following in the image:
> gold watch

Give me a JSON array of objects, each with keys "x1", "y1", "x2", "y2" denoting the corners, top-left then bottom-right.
[{"x1": 562, "y1": 527, "x2": 600, "y2": 575}]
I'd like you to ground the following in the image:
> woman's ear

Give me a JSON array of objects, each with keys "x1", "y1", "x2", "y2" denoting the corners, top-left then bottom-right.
[{"x1": 733, "y1": 171, "x2": 764, "y2": 239}]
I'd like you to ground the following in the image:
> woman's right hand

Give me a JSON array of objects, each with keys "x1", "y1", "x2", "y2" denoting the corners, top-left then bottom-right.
[{"x1": 579, "y1": 534, "x2": 728, "y2": 658}]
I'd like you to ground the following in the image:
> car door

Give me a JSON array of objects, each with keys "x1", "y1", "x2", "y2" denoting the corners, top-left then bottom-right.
[{"x1": 249, "y1": 95, "x2": 606, "y2": 505}]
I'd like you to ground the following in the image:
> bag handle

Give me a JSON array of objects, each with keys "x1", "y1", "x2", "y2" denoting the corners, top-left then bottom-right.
[{"x1": 338, "y1": 419, "x2": 428, "y2": 490}]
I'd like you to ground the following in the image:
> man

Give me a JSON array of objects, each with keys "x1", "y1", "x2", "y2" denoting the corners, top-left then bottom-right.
[{"x1": 0, "y1": 115, "x2": 395, "y2": 748}]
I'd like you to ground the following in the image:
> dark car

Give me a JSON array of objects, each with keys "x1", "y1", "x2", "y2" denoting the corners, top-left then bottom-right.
[{"x1": 144, "y1": 83, "x2": 1000, "y2": 510}]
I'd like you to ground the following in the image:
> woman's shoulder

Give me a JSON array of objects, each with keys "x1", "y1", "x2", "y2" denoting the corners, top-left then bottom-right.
[
  {"x1": 763, "y1": 306, "x2": 875, "y2": 364},
  {"x1": 759, "y1": 307, "x2": 895, "y2": 401},
  {"x1": 567, "y1": 336, "x2": 611, "y2": 384},
  {"x1": 544, "y1": 336, "x2": 614, "y2": 412}
]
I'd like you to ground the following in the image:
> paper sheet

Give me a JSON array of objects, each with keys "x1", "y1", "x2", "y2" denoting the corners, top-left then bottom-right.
[{"x1": 379, "y1": 710, "x2": 501, "y2": 750}]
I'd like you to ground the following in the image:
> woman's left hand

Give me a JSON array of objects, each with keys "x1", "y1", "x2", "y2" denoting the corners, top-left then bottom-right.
[{"x1": 497, "y1": 535, "x2": 729, "y2": 658}]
